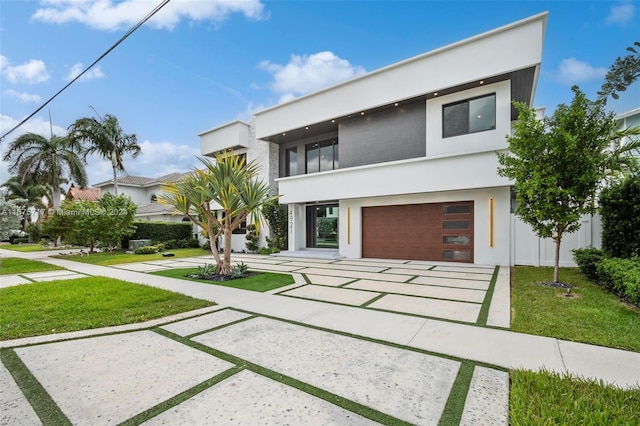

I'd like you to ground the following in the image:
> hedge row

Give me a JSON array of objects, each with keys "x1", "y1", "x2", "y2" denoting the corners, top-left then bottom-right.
[
  {"x1": 573, "y1": 248, "x2": 640, "y2": 306},
  {"x1": 122, "y1": 221, "x2": 194, "y2": 248}
]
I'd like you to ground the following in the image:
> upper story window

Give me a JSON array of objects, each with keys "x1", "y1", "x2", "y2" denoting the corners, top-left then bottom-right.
[
  {"x1": 150, "y1": 194, "x2": 158, "y2": 203},
  {"x1": 285, "y1": 147, "x2": 297, "y2": 177},
  {"x1": 443, "y1": 93, "x2": 496, "y2": 138},
  {"x1": 306, "y1": 139, "x2": 338, "y2": 173}
]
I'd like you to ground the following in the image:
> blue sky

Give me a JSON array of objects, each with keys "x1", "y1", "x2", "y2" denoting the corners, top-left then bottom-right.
[{"x1": 1, "y1": 1, "x2": 638, "y2": 187}]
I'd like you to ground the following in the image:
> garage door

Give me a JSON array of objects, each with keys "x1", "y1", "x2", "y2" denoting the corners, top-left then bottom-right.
[{"x1": 362, "y1": 201, "x2": 474, "y2": 262}]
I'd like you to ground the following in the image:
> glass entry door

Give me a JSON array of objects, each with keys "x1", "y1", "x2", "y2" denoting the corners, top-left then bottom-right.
[{"x1": 306, "y1": 204, "x2": 339, "y2": 248}]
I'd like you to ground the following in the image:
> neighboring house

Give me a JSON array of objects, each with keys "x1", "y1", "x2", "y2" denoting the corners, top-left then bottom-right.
[
  {"x1": 93, "y1": 173, "x2": 189, "y2": 222},
  {"x1": 65, "y1": 186, "x2": 102, "y2": 202},
  {"x1": 201, "y1": 13, "x2": 548, "y2": 265}
]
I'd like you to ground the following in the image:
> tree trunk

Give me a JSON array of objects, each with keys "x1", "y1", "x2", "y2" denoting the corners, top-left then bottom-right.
[
  {"x1": 111, "y1": 150, "x2": 119, "y2": 196},
  {"x1": 222, "y1": 222, "x2": 233, "y2": 275},
  {"x1": 553, "y1": 237, "x2": 561, "y2": 283},
  {"x1": 52, "y1": 177, "x2": 61, "y2": 247}
]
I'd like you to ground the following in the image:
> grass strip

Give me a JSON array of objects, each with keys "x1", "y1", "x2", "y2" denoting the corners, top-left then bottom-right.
[
  {"x1": 510, "y1": 369, "x2": 640, "y2": 425},
  {"x1": 475, "y1": 266, "x2": 499, "y2": 326},
  {"x1": 438, "y1": 362, "x2": 475, "y2": 426},
  {"x1": 360, "y1": 293, "x2": 387, "y2": 307},
  {"x1": 51, "y1": 248, "x2": 208, "y2": 266},
  {"x1": 119, "y1": 366, "x2": 244, "y2": 426},
  {"x1": 0, "y1": 244, "x2": 66, "y2": 253},
  {"x1": 153, "y1": 328, "x2": 412, "y2": 425},
  {"x1": 0, "y1": 258, "x2": 65, "y2": 275},
  {"x1": 0, "y1": 276, "x2": 213, "y2": 340},
  {"x1": 0, "y1": 349, "x2": 72, "y2": 425},
  {"x1": 150, "y1": 268, "x2": 294, "y2": 292},
  {"x1": 511, "y1": 266, "x2": 640, "y2": 351}
]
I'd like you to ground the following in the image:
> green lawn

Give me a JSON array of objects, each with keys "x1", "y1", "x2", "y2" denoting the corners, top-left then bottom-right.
[
  {"x1": 0, "y1": 258, "x2": 64, "y2": 275},
  {"x1": 511, "y1": 266, "x2": 640, "y2": 352},
  {"x1": 52, "y1": 248, "x2": 209, "y2": 266},
  {"x1": 510, "y1": 369, "x2": 640, "y2": 425},
  {"x1": 151, "y1": 268, "x2": 295, "y2": 292},
  {"x1": 0, "y1": 244, "x2": 64, "y2": 253},
  {"x1": 0, "y1": 276, "x2": 214, "y2": 340}
]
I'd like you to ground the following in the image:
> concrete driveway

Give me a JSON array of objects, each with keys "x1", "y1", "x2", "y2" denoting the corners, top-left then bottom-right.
[{"x1": 2, "y1": 250, "x2": 638, "y2": 425}]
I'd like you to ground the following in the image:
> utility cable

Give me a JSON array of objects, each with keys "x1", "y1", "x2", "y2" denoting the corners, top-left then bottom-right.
[{"x1": 0, "y1": 0, "x2": 172, "y2": 142}]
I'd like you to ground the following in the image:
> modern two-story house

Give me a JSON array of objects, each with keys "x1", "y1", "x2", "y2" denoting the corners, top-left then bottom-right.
[{"x1": 200, "y1": 12, "x2": 548, "y2": 265}]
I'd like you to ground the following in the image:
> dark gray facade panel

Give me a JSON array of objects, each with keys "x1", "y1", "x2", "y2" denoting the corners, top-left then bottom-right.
[{"x1": 339, "y1": 102, "x2": 426, "y2": 168}]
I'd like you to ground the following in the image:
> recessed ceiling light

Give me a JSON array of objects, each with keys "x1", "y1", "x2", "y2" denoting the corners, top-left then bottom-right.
[
  {"x1": 394, "y1": 103, "x2": 399, "y2": 107},
  {"x1": 282, "y1": 133, "x2": 286, "y2": 136},
  {"x1": 434, "y1": 92, "x2": 438, "y2": 96},
  {"x1": 331, "y1": 119, "x2": 335, "y2": 123},
  {"x1": 305, "y1": 126, "x2": 309, "y2": 130},
  {"x1": 479, "y1": 80, "x2": 484, "y2": 84},
  {"x1": 360, "y1": 112, "x2": 364, "y2": 115}
]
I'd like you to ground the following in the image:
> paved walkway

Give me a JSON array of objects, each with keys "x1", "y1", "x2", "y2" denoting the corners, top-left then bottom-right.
[{"x1": 1, "y1": 249, "x2": 639, "y2": 425}]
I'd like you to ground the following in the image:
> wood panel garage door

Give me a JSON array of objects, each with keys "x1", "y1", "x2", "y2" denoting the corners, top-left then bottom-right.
[{"x1": 362, "y1": 201, "x2": 474, "y2": 262}]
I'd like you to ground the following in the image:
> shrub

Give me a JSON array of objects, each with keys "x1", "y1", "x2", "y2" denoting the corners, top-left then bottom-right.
[
  {"x1": 11, "y1": 237, "x2": 29, "y2": 245},
  {"x1": 599, "y1": 175, "x2": 640, "y2": 258},
  {"x1": 572, "y1": 247, "x2": 605, "y2": 281},
  {"x1": 596, "y1": 257, "x2": 640, "y2": 306},
  {"x1": 231, "y1": 262, "x2": 249, "y2": 278},
  {"x1": 25, "y1": 223, "x2": 41, "y2": 243},
  {"x1": 263, "y1": 200, "x2": 287, "y2": 250},
  {"x1": 258, "y1": 247, "x2": 280, "y2": 255},
  {"x1": 122, "y1": 221, "x2": 192, "y2": 249},
  {"x1": 134, "y1": 245, "x2": 161, "y2": 255},
  {"x1": 245, "y1": 224, "x2": 259, "y2": 252}
]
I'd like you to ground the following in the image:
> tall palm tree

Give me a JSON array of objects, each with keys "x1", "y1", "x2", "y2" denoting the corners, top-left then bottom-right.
[
  {"x1": 1, "y1": 176, "x2": 51, "y2": 226},
  {"x1": 68, "y1": 112, "x2": 141, "y2": 195},
  {"x1": 160, "y1": 151, "x2": 278, "y2": 274},
  {"x1": 2, "y1": 133, "x2": 87, "y2": 211}
]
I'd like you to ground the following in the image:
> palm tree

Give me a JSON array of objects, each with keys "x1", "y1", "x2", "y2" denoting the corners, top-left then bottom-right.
[
  {"x1": 160, "y1": 151, "x2": 278, "y2": 275},
  {"x1": 2, "y1": 133, "x2": 87, "y2": 211},
  {"x1": 1, "y1": 176, "x2": 51, "y2": 227},
  {"x1": 68, "y1": 112, "x2": 141, "y2": 195}
]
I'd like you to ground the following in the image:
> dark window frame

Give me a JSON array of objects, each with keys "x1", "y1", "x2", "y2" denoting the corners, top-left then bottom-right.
[
  {"x1": 442, "y1": 93, "x2": 496, "y2": 138},
  {"x1": 305, "y1": 139, "x2": 338, "y2": 174}
]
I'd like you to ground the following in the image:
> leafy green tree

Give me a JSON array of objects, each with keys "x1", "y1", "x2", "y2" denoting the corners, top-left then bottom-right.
[
  {"x1": 0, "y1": 194, "x2": 25, "y2": 240},
  {"x1": 1, "y1": 176, "x2": 50, "y2": 228},
  {"x1": 598, "y1": 41, "x2": 640, "y2": 104},
  {"x1": 599, "y1": 174, "x2": 640, "y2": 259},
  {"x1": 263, "y1": 199, "x2": 287, "y2": 250},
  {"x1": 68, "y1": 112, "x2": 141, "y2": 195},
  {"x1": 2, "y1": 133, "x2": 87, "y2": 211},
  {"x1": 498, "y1": 87, "x2": 640, "y2": 283},
  {"x1": 42, "y1": 194, "x2": 136, "y2": 252},
  {"x1": 160, "y1": 151, "x2": 277, "y2": 274}
]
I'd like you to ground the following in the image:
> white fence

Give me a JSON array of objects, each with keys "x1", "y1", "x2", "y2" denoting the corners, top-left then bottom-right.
[{"x1": 511, "y1": 214, "x2": 602, "y2": 267}]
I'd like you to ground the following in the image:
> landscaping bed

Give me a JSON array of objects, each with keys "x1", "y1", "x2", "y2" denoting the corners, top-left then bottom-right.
[{"x1": 151, "y1": 267, "x2": 295, "y2": 293}]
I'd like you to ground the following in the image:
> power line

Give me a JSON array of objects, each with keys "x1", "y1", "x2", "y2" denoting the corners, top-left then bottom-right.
[{"x1": 0, "y1": 0, "x2": 172, "y2": 143}]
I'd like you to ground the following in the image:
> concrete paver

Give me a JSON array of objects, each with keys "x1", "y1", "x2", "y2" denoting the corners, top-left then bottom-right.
[
  {"x1": 112, "y1": 263, "x2": 170, "y2": 272},
  {"x1": 15, "y1": 331, "x2": 234, "y2": 425},
  {"x1": 161, "y1": 309, "x2": 251, "y2": 337},
  {"x1": 486, "y1": 267, "x2": 510, "y2": 328},
  {"x1": 194, "y1": 316, "x2": 460, "y2": 425},
  {"x1": 305, "y1": 274, "x2": 354, "y2": 286},
  {"x1": 280, "y1": 284, "x2": 380, "y2": 306},
  {"x1": 432, "y1": 265, "x2": 495, "y2": 274},
  {"x1": 387, "y1": 268, "x2": 492, "y2": 280},
  {"x1": 346, "y1": 279, "x2": 486, "y2": 303},
  {"x1": 296, "y1": 267, "x2": 410, "y2": 282},
  {"x1": 28, "y1": 273, "x2": 86, "y2": 282},
  {"x1": 411, "y1": 276, "x2": 490, "y2": 290},
  {"x1": 0, "y1": 275, "x2": 31, "y2": 288},
  {"x1": 460, "y1": 366, "x2": 509, "y2": 426},
  {"x1": 142, "y1": 370, "x2": 376, "y2": 425},
  {"x1": 0, "y1": 362, "x2": 41, "y2": 426},
  {"x1": 370, "y1": 294, "x2": 482, "y2": 323}
]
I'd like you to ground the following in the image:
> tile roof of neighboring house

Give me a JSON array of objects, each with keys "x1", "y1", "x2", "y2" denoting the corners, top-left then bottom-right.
[
  {"x1": 93, "y1": 172, "x2": 190, "y2": 188},
  {"x1": 66, "y1": 187, "x2": 102, "y2": 201},
  {"x1": 135, "y1": 203, "x2": 179, "y2": 215}
]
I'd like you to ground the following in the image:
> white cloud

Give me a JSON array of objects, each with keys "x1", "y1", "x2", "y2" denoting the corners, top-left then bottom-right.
[
  {"x1": 0, "y1": 55, "x2": 50, "y2": 84},
  {"x1": 555, "y1": 58, "x2": 607, "y2": 85},
  {"x1": 65, "y1": 63, "x2": 105, "y2": 81},
  {"x1": 3, "y1": 89, "x2": 41, "y2": 103},
  {"x1": 606, "y1": 2, "x2": 635, "y2": 25},
  {"x1": 259, "y1": 51, "x2": 366, "y2": 103},
  {"x1": 32, "y1": 0, "x2": 266, "y2": 31}
]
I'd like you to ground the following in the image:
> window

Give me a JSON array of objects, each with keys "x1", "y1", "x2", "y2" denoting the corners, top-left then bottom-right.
[
  {"x1": 443, "y1": 93, "x2": 496, "y2": 138},
  {"x1": 306, "y1": 139, "x2": 338, "y2": 173},
  {"x1": 285, "y1": 147, "x2": 297, "y2": 176}
]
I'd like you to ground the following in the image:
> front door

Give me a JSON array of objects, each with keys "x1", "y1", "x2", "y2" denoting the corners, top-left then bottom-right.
[{"x1": 306, "y1": 204, "x2": 339, "y2": 248}]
